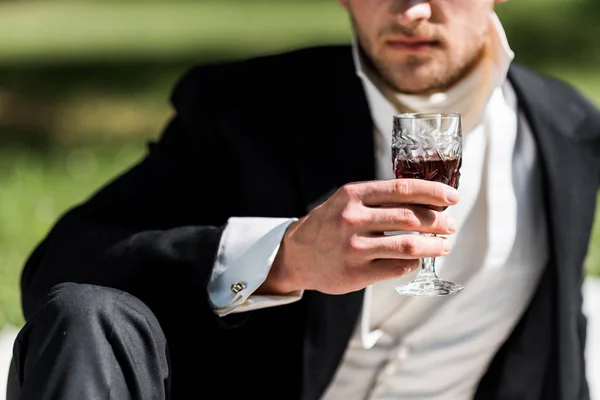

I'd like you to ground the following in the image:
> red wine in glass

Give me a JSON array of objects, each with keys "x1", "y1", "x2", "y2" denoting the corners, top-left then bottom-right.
[
  {"x1": 391, "y1": 112, "x2": 464, "y2": 296},
  {"x1": 393, "y1": 156, "x2": 462, "y2": 211}
]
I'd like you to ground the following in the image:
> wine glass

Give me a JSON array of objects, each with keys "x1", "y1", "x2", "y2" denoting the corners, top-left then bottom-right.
[{"x1": 391, "y1": 112, "x2": 464, "y2": 296}]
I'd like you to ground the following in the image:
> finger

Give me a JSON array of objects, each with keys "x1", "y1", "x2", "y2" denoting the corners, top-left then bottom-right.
[
  {"x1": 366, "y1": 205, "x2": 456, "y2": 235},
  {"x1": 358, "y1": 179, "x2": 459, "y2": 207},
  {"x1": 362, "y1": 233, "x2": 451, "y2": 259},
  {"x1": 362, "y1": 258, "x2": 420, "y2": 283}
]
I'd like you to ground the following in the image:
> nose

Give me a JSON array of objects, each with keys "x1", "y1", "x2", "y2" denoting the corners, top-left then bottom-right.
[{"x1": 391, "y1": 0, "x2": 432, "y2": 24}]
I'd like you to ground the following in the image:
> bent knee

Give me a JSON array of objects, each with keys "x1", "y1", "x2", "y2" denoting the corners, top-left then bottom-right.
[
  {"x1": 42, "y1": 283, "x2": 156, "y2": 328},
  {"x1": 47, "y1": 282, "x2": 126, "y2": 318}
]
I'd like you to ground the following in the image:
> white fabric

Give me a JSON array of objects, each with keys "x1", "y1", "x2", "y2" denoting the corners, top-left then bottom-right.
[
  {"x1": 207, "y1": 12, "x2": 548, "y2": 400},
  {"x1": 208, "y1": 217, "x2": 300, "y2": 316}
]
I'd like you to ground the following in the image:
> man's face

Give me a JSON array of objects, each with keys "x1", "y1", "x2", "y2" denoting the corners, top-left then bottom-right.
[{"x1": 339, "y1": 0, "x2": 502, "y2": 94}]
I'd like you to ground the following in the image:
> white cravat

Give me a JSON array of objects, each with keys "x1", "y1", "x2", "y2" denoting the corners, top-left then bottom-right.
[{"x1": 207, "y1": 12, "x2": 548, "y2": 400}]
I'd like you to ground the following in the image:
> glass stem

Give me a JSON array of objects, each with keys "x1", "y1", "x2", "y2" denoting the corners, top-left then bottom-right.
[{"x1": 418, "y1": 233, "x2": 438, "y2": 280}]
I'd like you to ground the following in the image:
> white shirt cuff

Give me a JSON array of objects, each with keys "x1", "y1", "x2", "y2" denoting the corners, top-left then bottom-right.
[{"x1": 208, "y1": 217, "x2": 302, "y2": 317}]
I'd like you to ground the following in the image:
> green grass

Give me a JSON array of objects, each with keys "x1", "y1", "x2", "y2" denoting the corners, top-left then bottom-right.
[
  {"x1": 0, "y1": 1, "x2": 351, "y2": 65},
  {"x1": 0, "y1": 143, "x2": 146, "y2": 328}
]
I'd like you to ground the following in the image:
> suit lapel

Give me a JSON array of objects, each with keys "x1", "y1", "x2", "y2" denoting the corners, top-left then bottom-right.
[
  {"x1": 293, "y1": 47, "x2": 375, "y2": 400},
  {"x1": 506, "y1": 64, "x2": 596, "y2": 399},
  {"x1": 508, "y1": 64, "x2": 591, "y2": 291}
]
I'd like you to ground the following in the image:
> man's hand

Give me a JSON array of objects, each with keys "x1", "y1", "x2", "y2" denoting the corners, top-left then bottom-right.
[{"x1": 258, "y1": 179, "x2": 460, "y2": 295}]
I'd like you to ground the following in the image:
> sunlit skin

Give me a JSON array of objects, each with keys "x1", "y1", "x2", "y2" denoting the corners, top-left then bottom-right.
[{"x1": 338, "y1": 0, "x2": 506, "y2": 95}]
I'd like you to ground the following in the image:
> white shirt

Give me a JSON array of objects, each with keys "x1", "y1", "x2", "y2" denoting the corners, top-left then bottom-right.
[{"x1": 208, "y1": 13, "x2": 548, "y2": 400}]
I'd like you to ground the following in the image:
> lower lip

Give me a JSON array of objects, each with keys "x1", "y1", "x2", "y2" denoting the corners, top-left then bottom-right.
[{"x1": 386, "y1": 42, "x2": 436, "y2": 52}]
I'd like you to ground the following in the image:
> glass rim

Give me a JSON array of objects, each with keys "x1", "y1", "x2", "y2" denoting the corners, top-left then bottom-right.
[{"x1": 393, "y1": 112, "x2": 461, "y2": 120}]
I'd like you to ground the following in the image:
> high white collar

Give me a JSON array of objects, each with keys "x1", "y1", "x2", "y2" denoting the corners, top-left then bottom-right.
[{"x1": 352, "y1": 12, "x2": 515, "y2": 135}]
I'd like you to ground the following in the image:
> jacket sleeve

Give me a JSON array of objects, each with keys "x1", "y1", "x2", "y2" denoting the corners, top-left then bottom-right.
[{"x1": 20, "y1": 66, "x2": 248, "y2": 329}]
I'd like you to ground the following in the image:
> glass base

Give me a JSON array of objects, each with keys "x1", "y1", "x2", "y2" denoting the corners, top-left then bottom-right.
[{"x1": 395, "y1": 277, "x2": 464, "y2": 297}]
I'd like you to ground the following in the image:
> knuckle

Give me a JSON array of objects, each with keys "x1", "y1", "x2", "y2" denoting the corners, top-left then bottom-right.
[
  {"x1": 346, "y1": 235, "x2": 368, "y2": 254},
  {"x1": 398, "y1": 207, "x2": 419, "y2": 228},
  {"x1": 339, "y1": 183, "x2": 360, "y2": 201},
  {"x1": 398, "y1": 236, "x2": 419, "y2": 256},
  {"x1": 339, "y1": 206, "x2": 364, "y2": 228},
  {"x1": 395, "y1": 260, "x2": 418, "y2": 275},
  {"x1": 387, "y1": 260, "x2": 419, "y2": 278},
  {"x1": 394, "y1": 179, "x2": 411, "y2": 198},
  {"x1": 405, "y1": 259, "x2": 420, "y2": 272}
]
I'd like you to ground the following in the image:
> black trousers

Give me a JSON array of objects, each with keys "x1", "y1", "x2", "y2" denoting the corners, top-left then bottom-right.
[{"x1": 7, "y1": 283, "x2": 171, "y2": 400}]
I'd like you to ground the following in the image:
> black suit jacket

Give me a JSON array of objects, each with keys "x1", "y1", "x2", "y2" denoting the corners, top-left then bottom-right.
[{"x1": 20, "y1": 46, "x2": 600, "y2": 399}]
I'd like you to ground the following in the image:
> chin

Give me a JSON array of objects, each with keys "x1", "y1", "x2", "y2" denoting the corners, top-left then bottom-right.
[
  {"x1": 394, "y1": 83, "x2": 439, "y2": 95},
  {"x1": 391, "y1": 70, "x2": 445, "y2": 94}
]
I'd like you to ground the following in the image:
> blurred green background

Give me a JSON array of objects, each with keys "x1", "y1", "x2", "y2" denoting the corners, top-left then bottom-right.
[{"x1": 1, "y1": 0, "x2": 599, "y2": 329}]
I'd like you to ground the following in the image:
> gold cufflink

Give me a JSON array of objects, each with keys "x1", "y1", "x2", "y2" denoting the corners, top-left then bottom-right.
[{"x1": 231, "y1": 282, "x2": 246, "y2": 294}]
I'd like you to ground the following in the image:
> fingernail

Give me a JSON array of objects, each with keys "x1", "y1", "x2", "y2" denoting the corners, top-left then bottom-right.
[
  {"x1": 445, "y1": 187, "x2": 460, "y2": 203},
  {"x1": 447, "y1": 218, "x2": 457, "y2": 233}
]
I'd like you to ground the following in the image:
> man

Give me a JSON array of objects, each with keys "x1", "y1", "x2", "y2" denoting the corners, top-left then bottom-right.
[{"x1": 7, "y1": 0, "x2": 600, "y2": 399}]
